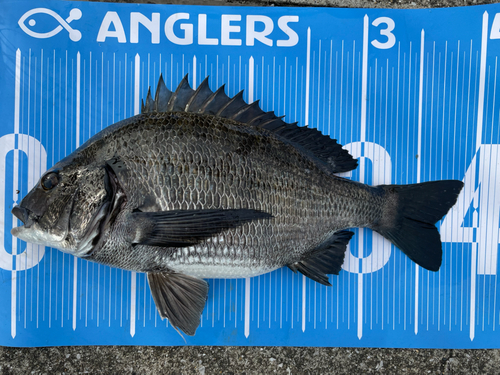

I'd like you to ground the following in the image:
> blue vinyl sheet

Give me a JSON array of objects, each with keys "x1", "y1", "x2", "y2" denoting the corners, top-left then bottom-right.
[{"x1": 0, "y1": 0, "x2": 500, "y2": 347}]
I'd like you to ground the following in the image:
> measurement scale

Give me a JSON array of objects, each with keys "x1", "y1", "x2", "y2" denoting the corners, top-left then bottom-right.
[{"x1": 0, "y1": 0, "x2": 499, "y2": 348}]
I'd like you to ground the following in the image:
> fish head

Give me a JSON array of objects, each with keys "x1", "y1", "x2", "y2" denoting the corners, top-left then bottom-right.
[{"x1": 11, "y1": 159, "x2": 113, "y2": 257}]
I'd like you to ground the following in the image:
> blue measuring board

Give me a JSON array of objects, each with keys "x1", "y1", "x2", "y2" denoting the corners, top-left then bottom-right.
[{"x1": 0, "y1": 0, "x2": 499, "y2": 348}]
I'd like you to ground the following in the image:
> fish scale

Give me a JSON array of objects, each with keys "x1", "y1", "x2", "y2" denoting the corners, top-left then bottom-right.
[
  {"x1": 11, "y1": 75, "x2": 463, "y2": 336},
  {"x1": 88, "y1": 111, "x2": 380, "y2": 276}
]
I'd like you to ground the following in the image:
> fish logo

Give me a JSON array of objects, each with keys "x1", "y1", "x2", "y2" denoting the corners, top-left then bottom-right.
[{"x1": 18, "y1": 8, "x2": 82, "y2": 42}]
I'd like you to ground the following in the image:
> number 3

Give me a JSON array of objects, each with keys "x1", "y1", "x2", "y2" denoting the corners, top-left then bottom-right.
[
  {"x1": 491, "y1": 13, "x2": 500, "y2": 39},
  {"x1": 371, "y1": 17, "x2": 396, "y2": 49}
]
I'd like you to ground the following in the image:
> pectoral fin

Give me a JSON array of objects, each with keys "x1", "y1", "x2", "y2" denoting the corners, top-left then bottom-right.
[
  {"x1": 288, "y1": 230, "x2": 354, "y2": 286},
  {"x1": 132, "y1": 209, "x2": 272, "y2": 248},
  {"x1": 147, "y1": 272, "x2": 209, "y2": 336}
]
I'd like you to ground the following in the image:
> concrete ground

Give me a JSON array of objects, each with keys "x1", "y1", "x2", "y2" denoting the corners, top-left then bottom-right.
[
  {"x1": 2, "y1": 346, "x2": 500, "y2": 374},
  {"x1": 2, "y1": 0, "x2": 500, "y2": 373}
]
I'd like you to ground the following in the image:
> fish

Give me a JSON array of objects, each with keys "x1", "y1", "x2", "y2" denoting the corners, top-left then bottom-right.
[{"x1": 11, "y1": 75, "x2": 464, "y2": 336}]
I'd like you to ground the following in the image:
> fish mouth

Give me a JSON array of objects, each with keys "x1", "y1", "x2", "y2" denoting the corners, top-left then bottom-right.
[
  {"x1": 12, "y1": 205, "x2": 38, "y2": 228},
  {"x1": 11, "y1": 196, "x2": 76, "y2": 250},
  {"x1": 10, "y1": 205, "x2": 44, "y2": 243}
]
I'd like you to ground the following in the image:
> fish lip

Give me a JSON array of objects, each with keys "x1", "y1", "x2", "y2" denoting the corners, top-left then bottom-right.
[{"x1": 12, "y1": 206, "x2": 36, "y2": 228}]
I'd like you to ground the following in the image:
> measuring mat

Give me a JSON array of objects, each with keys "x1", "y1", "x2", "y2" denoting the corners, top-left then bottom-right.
[{"x1": 0, "y1": 0, "x2": 499, "y2": 348}]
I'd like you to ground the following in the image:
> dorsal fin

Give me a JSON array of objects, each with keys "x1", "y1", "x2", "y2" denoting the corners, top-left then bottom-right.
[
  {"x1": 142, "y1": 74, "x2": 357, "y2": 174},
  {"x1": 168, "y1": 75, "x2": 195, "y2": 112},
  {"x1": 185, "y1": 77, "x2": 211, "y2": 112},
  {"x1": 141, "y1": 88, "x2": 154, "y2": 114},
  {"x1": 154, "y1": 75, "x2": 172, "y2": 113},
  {"x1": 200, "y1": 85, "x2": 231, "y2": 115}
]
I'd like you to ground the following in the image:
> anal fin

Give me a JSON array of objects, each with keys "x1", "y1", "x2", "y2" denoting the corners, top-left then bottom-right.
[
  {"x1": 288, "y1": 230, "x2": 354, "y2": 286},
  {"x1": 148, "y1": 272, "x2": 208, "y2": 336}
]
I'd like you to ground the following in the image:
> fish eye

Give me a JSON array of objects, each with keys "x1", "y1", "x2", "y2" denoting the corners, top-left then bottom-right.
[{"x1": 41, "y1": 172, "x2": 60, "y2": 191}]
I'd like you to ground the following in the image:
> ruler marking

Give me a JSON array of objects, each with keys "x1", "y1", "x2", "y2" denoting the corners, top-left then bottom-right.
[
  {"x1": 301, "y1": 28, "x2": 312, "y2": 333},
  {"x1": 470, "y1": 11, "x2": 489, "y2": 341},
  {"x1": 243, "y1": 56, "x2": 255, "y2": 338},
  {"x1": 415, "y1": 30, "x2": 425, "y2": 334},
  {"x1": 10, "y1": 48, "x2": 22, "y2": 339},
  {"x1": 355, "y1": 14, "x2": 370, "y2": 340},
  {"x1": 129, "y1": 53, "x2": 141, "y2": 337}
]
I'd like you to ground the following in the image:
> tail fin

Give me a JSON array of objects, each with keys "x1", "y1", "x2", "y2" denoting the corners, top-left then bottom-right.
[{"x1": 373, "y1": 180, "x2": 463, "y2": 271}]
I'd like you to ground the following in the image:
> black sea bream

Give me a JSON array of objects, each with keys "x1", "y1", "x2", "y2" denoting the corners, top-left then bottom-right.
[{"x1": 11, "y1": 75, "x2": 464, "y2": 336}]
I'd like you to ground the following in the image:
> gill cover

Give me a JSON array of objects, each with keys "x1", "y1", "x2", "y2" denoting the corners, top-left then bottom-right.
[{"x1": 73, "y1": 162, "x2": 127, "y2": 257}]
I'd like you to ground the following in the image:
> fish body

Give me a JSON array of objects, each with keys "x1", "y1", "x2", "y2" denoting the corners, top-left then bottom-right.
[
  {"x1": 12, "y1": 76, "x2": 463, "y2": 336},
  {"x1": 76, "y1": 111, "x2": 376, "y2": 277}
]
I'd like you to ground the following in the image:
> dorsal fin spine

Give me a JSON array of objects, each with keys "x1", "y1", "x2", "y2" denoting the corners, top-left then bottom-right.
[
  {"x1": 167, "y1": 75, "x2": 194, "y2": 112},
  {"x1": 215, "y1": 90, "x2": 245, "y2": 117},
  {"x1": 230, "y1": 100, "x2": 261, "y2": 120},
  {"x1": 246, "y1": 112, "x2": 271, "y2": 126},
  {"x1": 199, "y1": 85, "x2": 227, "y2": 114},
  {"x1": 145, "y1": 88, "x2": 153, "y2": 113},
  {"x1": 154, "y1": 74, "x2": 172, "y2": 113},
  {"x1": 185, "y1": 77, "x2": 211, "y2": 112},
  {"x1": 258, "y1": 115, "x2": 286, "y2": 129}
]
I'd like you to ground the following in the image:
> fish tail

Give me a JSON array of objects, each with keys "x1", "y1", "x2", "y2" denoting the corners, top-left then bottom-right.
[{"x1": 372, "y1": 180, "x2": 463, "y2": 271}]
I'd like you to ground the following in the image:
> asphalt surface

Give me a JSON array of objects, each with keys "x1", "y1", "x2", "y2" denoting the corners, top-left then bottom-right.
[
  {"x1": 2, "y1": 0, "x2": 500, "y2": 373},
  {"x1": 2, "y1": 346, "x2": 500, "y2": 374}
]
